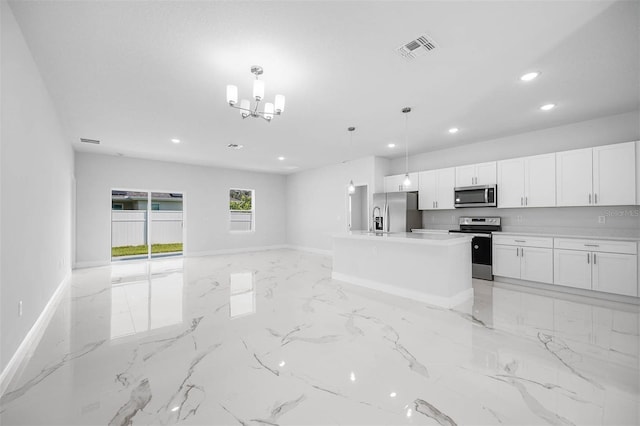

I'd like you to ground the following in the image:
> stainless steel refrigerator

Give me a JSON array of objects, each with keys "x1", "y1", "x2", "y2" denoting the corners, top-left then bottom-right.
[{"x1": 372, "y1": 192, "x2": 422, "y2": 233}]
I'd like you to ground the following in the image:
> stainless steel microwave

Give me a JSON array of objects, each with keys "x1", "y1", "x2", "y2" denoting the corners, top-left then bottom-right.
[{"x1": 454, "y1": 185, "x2": 497, "y2": 208}]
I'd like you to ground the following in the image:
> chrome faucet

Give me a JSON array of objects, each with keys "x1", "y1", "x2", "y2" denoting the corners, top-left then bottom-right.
[{"x1": 372, "y1": 206, "x2": 381, "y2": 231}]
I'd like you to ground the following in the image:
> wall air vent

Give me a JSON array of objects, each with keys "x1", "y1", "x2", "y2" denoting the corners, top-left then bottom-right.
[
  {"x1": 397, "y1": 34, "x2": 438, "y2": 61},
  {"x1": 227, "y1": 143, "x2": 244, "y2": 150},
  {"x1": 80, "y1": 138, "x2": 100, "y2": 145}
]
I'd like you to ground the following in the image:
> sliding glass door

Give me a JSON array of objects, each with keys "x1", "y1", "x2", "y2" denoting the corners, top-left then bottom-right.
[{"x1": 111, "y1": 190, "x2": 183, "y2": 261}]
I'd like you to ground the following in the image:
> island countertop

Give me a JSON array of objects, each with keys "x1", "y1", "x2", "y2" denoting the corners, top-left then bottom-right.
[{"x1": 334, "y1": 231, "x2": 471, "y2": 246}]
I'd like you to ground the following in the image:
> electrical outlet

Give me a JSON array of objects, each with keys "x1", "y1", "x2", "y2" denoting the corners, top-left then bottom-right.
[
  {"x1": 19, "y1": 301, "x2": 23, "y2": 317},
  {"x1": 598, "y1": 216, "x2": 606, "y2": 224}
]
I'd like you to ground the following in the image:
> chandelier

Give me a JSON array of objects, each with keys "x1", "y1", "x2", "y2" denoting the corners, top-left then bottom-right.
[{"x1": 226, "y1": 65, "x2": 285, "y2": 122}]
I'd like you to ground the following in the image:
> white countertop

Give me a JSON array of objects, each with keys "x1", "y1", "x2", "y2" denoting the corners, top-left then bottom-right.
[
  {"x1": 334, "y1": 231, "x2": 471, "y2": 246},
  {"x1": 495, "y1": 231, "x2": 640, "y2": 242}
]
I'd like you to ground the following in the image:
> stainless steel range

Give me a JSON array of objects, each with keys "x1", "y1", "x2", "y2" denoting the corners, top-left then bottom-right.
[{"x1": 449, "y1": 217, "x2": 501, "y2": 280}]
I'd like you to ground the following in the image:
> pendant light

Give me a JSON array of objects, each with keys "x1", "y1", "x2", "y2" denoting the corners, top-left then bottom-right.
[
  {"x1": 402, "y1": 107, "x2": 412, "y2": 188},
  {"x1": 347, "y1": 126, "x2": 356, "y2": 194}
]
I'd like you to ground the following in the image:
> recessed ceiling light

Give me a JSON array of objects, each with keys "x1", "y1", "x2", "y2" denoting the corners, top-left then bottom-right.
[
  {"x1": 387, "y1": 143, "x2": 396, "y2": 148},
  {"x1": 540, "y1": 103, "x2": 556, "y2": 111},
  {"x1": 171, "y1": 138, "x2": 181, "y2": 144},
  {"x1": 278, "y1": 156, "x2": 285, "y2": 161},
  {"x1": 520, "y1": 72, "x2": 540, "y2": 82},
  {"x1": 448, "y1": 127, "x2": 459, "y2": 134},
  {"x1": 389, "y1": 392, "x2": 397, "y2": 398},
  {"x1": 227, "y1": 143, "x2": 244, "y2": 149}
]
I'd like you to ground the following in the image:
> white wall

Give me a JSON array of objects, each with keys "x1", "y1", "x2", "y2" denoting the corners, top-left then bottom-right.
[
  {"x1": 75, "y1": 153, "x2": 287, "y2": 266},
  {"x1": 389, "y1": 111, "x2": 640, "y2": 174},
  {"x1": 1, "y1": 1, "x2": 74, "y2": 372},
  {"x1": 286, "y1": 156, "x2": 384, "y2": 252}
]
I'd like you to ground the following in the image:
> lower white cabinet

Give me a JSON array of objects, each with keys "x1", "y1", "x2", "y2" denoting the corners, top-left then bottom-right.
[
  {"x1": 553, "y1": 238, "x2": 638, "y2": 297},
  {"x1": 493, "y1": 235, "x2": 553, "y2": 284}
]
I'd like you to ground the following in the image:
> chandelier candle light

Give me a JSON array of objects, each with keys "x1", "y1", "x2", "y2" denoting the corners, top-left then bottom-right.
[
  {"x1": 402, "y1": 107, "x2": 411, "y2": 188},
  {"x1": 347, "y1": 126, "x2": 356, "y2": 194},
  {"x1": 226, "y1": 66, "x2": 285, "y2": 122}
]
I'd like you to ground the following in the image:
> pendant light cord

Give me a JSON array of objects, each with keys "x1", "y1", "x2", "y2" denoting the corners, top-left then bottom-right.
[{"x1": 404, "y1": 112, "x2": 409, "y2": 174}]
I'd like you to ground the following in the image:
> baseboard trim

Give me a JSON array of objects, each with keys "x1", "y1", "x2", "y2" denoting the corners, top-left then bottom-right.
[
  {"x1": 494, "y1": 277, "x2": 640, "y2": 308},
  {"x1": 74, "y1": 260, "x2": 110, "y2": 269},
  {"x1": 0, "y1": 270, "x2": 71, "y2": 395},
  {"x1": 284, "y1": 245, "x2": 333, "y2": 256},
  {"x1": 186, "y1": 245, "x2": 289, "y2": 258},
  {"x1": 332, "y1": 271, "x2": 473, "y2": 309}
]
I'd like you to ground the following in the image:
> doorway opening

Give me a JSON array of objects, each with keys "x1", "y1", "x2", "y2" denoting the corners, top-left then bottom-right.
[
  {"x1": 348, "y1": 184, "x2": 369, "y2": 231},
  {"x1": 111, "y1": 190, "x2": 184, "y2": 261}
]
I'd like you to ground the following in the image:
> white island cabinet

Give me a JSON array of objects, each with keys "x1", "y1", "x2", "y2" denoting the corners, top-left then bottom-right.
[{"x1": 332, "y1": 232, "x2": 472, "y2": 308}]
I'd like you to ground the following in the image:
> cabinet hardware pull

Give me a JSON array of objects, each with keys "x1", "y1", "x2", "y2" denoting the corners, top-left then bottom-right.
[
  {"x1": 589, "y1": 193, "x2": 591, "y2": 204},
  {"x1": 521, "y1": 248, "x2": 524, "y2": 257},
  {"x1": 587, "y1": 253, "x2": 590, "y2": 264},
  {"x1": 584, "y1": 244, "x2": 599, "y2": 247},
  {"x1": 515, "y1": 240, "x2": 526, "y2": 243},
  {"x1": 436, "y1": 201, "x2": 438, "y2": 208},
  {"x1": 516, "y1": 248, "x2": 519, "y2": 257},
  {"x1": 525, "y1": 196, "x2": 528, "y2": 205},
  {"x1": 521, "y1": 197, "x2": 523, "y2": 206},
  {"x1": 593, "y1": 253, "x2": 596, "y2": 264},
  {"x1": 594, "y1": 193, "x2": 598, "y2": 204}
]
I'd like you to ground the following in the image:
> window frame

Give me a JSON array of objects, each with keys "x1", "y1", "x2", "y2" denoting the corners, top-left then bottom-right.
[{"x1": 229, "y1": 188, "x2": 255, "y2": 233}]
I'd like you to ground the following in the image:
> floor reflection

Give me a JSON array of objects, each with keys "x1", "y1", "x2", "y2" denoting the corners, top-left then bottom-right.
[
  {"x1": 229, "y1": 271, "x2": 255, "y2": 318},
  {"x1": 110, "y1": 260, "x2": 184, "y2": 339}
]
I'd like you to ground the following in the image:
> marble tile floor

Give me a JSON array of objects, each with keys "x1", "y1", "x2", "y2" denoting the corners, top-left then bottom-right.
[{"x1": 0, "y1": 249, "x2": 638, "y2": 425}]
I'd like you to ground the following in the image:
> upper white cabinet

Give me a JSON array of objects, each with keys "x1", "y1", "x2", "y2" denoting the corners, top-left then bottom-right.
[
  {"x1": 636, "y1": 141, "x2": 640, "y2": 205},
  {"x1": 384, "y1": 173, "x2": 419, "y2": 192},
  {"x1": 455, "y1": 161, "x2": 496, "y2": 187},
  {"x1": 498, "y1": 153, "x2": 556, "y2": 208},
  {"x1": 418, "y1": 167, "x2": 455, "y2": 210},
  {"x1": 593, "y1": 142, "x2": 636, "y2": 206},
  {"x1": 556, "y1": 142, "x2": 636, "y2": 206}
]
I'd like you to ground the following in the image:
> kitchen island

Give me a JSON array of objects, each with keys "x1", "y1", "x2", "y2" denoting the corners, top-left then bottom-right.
[{"x1": 332, "y1": 231, "x2": 472, "y2": 308}]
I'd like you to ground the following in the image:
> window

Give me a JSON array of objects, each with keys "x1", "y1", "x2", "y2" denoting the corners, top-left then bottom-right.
[{"x1": 229, "y1": 189, "x2": 254, "y2": 231}]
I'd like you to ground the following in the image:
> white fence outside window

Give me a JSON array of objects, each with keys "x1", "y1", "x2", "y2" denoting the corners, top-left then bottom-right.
[{"x1": 111, "y1": 210, "x2": 183, "y2": 246}]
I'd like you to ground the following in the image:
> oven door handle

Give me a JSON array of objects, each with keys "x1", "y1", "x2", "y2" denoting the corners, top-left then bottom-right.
[{"x1": 469, "y1": 233, "x2": 492, "y2": 238}]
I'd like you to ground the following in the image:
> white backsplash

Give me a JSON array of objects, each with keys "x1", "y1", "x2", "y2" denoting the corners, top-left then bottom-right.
[{"x1": 421, "y1": 205, "x2": 640, "y2": 238}]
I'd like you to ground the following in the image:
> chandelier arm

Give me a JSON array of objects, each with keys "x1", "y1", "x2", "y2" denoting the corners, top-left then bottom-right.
[{"x1": 228, "y1": 104, "x2": 253, "y2": 113}]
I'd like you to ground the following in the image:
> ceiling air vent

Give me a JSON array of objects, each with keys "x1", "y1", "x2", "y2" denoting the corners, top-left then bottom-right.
[
  {"x1": 397, "y1": 35, "x2": 438, "y2": 61},
  {"x1": 80, "y1": 138, "x2": 100, "y2": 145},
  {"x1": 227, "y1": 143, "x2": 244, "y2": 150}
]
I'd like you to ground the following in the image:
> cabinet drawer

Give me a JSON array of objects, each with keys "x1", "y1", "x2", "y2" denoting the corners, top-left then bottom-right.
[
  {"x1": 493, "y1": 235, "x2": 553, "y2": 248},
  {"x1": 554, "y1": 238, "x2": 637, "y2": 255}
]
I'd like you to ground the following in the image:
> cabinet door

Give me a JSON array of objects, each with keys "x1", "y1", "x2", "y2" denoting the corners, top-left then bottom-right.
[
  {"x1": 592, "y1": 252, "x2": 638, "y2": 296},
  {"x1": 403, "y1": 172, "x2": 419, "y2": 192},
  {"x1": 418, "y1": 170, "x2": 437, "y2": 210},
  {"x1": 493, "y1": 244, "x2": 521, "y2": 279},
  {"x1": 384, "y1": 175, "x2": 404, "y2": 192},
  {"x1": 455, "y1": 165, "x2": 476, "y2": 187},
  {"x1": 435, "y1": 167, "x2": 455, "y2": 209},
  {"x1": 521, "y1": 247, "x2": 553, "y2": 284},
  {"x1": 636, "y1": 141, "x2": 640, "y2": 205},
  {"x1": 476, "y1": 162, "x2": 497, "y2": 185},
  {"x1": 593, "y1": 142, "x2": 636, "y2": 206},
  {"x1": 497, "y1": 158, "x2": 525, "y2": 208},
  {"x1": 553, "y1": 249, "x2": 592, "y2": 289},
  {"x1": 556, "y1": 148, "x2": 593, "y2": 206},
  {"x1": 525, "y1": 153, "x2": 556, "y2": 207}
]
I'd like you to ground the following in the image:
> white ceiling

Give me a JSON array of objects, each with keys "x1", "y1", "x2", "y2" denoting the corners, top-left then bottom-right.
[{"x1": 9, "y1": 0, "x2": 640, "y2": 174}]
